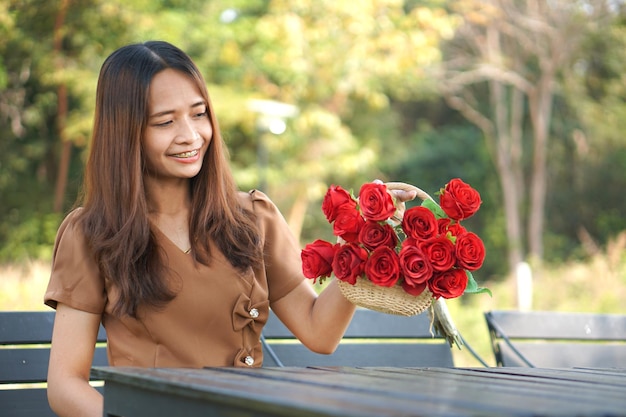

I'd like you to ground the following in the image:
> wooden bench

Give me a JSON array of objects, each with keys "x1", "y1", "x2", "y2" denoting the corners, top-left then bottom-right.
[
  {"x1": 262, "y1": 308, "x2": 454, "y2": 367},
  {"x1": 0, "y1": 311, "x2": 108, "y2": 417},
  {"x1": 484, "y1": 310, "x2": 626, "y2": 367},
  {"x1": 0, "y1": 309, "x2": 452, "y2": 416}
]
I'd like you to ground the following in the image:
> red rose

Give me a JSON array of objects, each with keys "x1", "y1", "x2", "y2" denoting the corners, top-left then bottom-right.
[
  {"x1": 332, "y1": 243, "x2": 368, "y2": 285},
  {"x1": 399, "y1": 239, "x2": 433, "y2": 286},
  {"x1": 364, "y1": 246, "x2": 401, "y2": 287},
  {"x1": 437, "y1": 218, "x2": 467, "y2": 238},
  {"x1": 455, "y1": 232, "x2": 486, "y2": 271},
  {"x1": 322, "y1": 185, "x2": 356, "y2": 223},
  {"x1": 358, "y1": 220, "x2": 398, "y2": 251},
  {"x1": 401, "y1": 280, "x2": 428, "y2": 296},
  {"x1": 439, "y1": 178, "x2": 482, "y2": 221},
  {"x1": 428, "y1": 269, "x2": 468, "y2": 299},
  {"x1": 301, "y1": 240, "x2": 337, "y2": 282},
  {"x1": 333, "y1": 208, "x2": 365, "y2": 243},
  {"x1": 358, "y1": 182, "x2": 396, "y2": 222},
  {"x1": 419, "y1": 236, "x2": 456, "y2": 272},
  {"x1": 402, "y1": 206, "x2": 438, "y2": 241}
]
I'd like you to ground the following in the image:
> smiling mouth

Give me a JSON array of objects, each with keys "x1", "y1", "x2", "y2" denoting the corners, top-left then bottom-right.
[{"x1": 170, "y1": 150, "x2": 198, "y2": 158}]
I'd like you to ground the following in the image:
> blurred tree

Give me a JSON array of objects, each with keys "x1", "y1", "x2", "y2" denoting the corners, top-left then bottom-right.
[
  {"x1": 5, "y1": 0, "x2": 624, "y2": 272},
  {"x1": 387, "y1": 115, "x2": 508, "y2": 279},
  {"x1": 174, "y1": 0, "x2": 460, "y2": 237},
  {"x1": 556, "y1": 2, "x2": 626, "y2": 256},
  {"x1": 0, "y1": 0, "x2": 459, "y2": 259},
  {"x1": 0, "y1": 0, "x2": 133, "y2": 261},
  {"x1": 435, "y1": 0, "x2": 614, "y2": 275}
]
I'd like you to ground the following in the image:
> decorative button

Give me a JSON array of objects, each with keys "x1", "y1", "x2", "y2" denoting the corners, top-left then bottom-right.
[
  {"x1": 249, "y1": 308, "x2": 259, "y2": 318},
  {"x1": 244, "y1": 355, "x2": 255, "y2": 366}
]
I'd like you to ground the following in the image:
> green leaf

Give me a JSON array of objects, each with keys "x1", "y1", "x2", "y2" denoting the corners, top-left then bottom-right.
[
  {"x1": 463, "y1": 270, "x2": 492, "y2": 296},
  {"x1": 421, "y1": 199, "x2": 447, "y2": 219}
]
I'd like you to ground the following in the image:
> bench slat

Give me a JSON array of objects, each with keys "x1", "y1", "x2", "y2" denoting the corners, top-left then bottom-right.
[
  {"x1": 264, "y1": 309, "x2": 439, "y2": 339},
  {"x1": 0, "y1": 311, "x2": 106, "y2": 344},
  {"x1": 0, "y1": 311, "x2": 55, "y2": 344},
  {"x1": 0, "y1": 386, "x2": 105, "y2": 417},
  {"x1": 485, "y1": 310, "x2": 626, "y2": 340},
  {"x1": 0, "y1": 346, "x2": 108, "y2": 383},
  {"x1": 263, "y1": 309, "x2": 453, "y2": 367},
  {"x1": 263, "y1": 343, "x2": 454, "y2": 367},
  {"x1": 485, "y1": 310, "x2": 626, "y2": 367},
  {"x1": 498, "y1": 342, "x2": 626, "y2": 368},
  {"x1": 0, "y1": 388, "x2": 57, "y2": 417}
]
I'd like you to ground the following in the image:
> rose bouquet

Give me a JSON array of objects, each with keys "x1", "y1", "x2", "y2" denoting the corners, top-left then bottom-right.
[{"x1": 301, "y1": 179, "x2": 490, "y2": 316}]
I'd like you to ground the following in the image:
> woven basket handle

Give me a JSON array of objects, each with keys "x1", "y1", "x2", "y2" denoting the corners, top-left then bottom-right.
[{"x1": 384, "y1": 182, "x2": 435, "y2": 203}]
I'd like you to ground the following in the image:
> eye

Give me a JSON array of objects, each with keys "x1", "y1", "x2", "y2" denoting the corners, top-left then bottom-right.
[
  {"x1": 153, "y1": 120, "x2": 173, "y2": 127},
  {"x1": 194, "y1": 110, "x2": 208, "y2": 118}
]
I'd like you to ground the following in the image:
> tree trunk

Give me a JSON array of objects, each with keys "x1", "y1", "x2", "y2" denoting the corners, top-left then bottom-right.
[
  {"x1": 438, "y1": 0, "x2": 593, "y2": 273},
  {"x1": 495, "y1": 134, "x2": 525, "y2": 270},
  {"x1": 527, "y1": 73, "x2": 554, "y2": 262},
  {"x1": 491, "y1": 79, "x2": 525, "y2": 272},
  {"x1": 52, "y1": 0, "x2": 70, "y2": 213}
]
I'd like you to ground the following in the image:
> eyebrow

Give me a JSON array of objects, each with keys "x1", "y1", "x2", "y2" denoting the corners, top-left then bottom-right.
[{"x1": 149, "y1": 101, "x2": 207, "y2": 119}]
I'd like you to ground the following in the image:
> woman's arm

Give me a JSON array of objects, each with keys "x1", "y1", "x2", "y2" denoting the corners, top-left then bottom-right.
[
  {"x1": 270, "y1": 278, "x2": 355, "y2": 354},
  {"x1": 47, "y1": 303, "x2": 103, "y2": 417}
]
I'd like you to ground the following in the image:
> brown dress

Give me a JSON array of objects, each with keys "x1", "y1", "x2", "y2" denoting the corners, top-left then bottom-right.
[{"x1": 44, "y1": 190, "x2": 304, "y2": 368}]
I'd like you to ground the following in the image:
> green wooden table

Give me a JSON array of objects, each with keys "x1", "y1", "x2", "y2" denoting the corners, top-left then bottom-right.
[{"x1": 91, "y1": 366, "x2": 626, "y2": 417}]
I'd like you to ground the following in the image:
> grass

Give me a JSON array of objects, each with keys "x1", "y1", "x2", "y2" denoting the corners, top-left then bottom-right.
[
  {"x1": 2, "y1": 237, "x2": 625, "y2": 368},
  {"x1": 0, "y1": 260, "x2": 51, "y2": 311}
]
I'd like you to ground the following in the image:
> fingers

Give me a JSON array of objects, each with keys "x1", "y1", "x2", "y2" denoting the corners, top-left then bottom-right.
[
  {"x1": 398, "y1": 189, "x2": 417, "y2": 202},
  {"x1": 373, "y1": 179, "x2": 417, "y2": 203},
  {"x1": 392, "y1": 189, "x2": 417, "y2": 203}
]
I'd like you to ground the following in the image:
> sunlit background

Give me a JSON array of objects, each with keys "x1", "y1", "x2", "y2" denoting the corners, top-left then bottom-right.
[{"x1": 1, "y1": 0, "x2": 625, "y2": 366}]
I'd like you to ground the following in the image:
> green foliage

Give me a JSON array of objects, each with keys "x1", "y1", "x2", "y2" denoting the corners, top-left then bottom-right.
[
  {"x1": 464, "y1": 270, "x2": 491, "y2": 296},
  {"x1": 383, "y1": 109, "x2": 508, "y2": 279},
  {"x1": 1, "y1": 0, "x2": 457, "y2": 260},
  {"x1": 1, "y1": 0, "x2": 626, "y2": 277},
  {"x1": 548, "y1": 6, "x2": 626, "y2": 260},
  {"x1": 421, "y1": 199, "x2": 446, "y2": 219},
  {"x1": 0, "y1": 213, "x2": 62, "y2": 262}
]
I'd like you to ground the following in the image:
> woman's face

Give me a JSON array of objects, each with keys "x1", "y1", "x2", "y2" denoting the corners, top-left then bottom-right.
[{"x1": 142, "y1": 68, "x2": 213, "y2": 183}]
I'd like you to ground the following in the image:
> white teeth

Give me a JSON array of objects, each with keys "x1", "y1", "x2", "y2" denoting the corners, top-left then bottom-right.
[{"x1": 171, "y1": 150, "x2": 198, "y2": 158}]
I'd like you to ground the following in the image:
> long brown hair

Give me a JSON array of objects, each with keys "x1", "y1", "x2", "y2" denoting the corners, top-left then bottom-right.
[{"x1": 78, "y1": 41, "x2": 262, "y2": 317}]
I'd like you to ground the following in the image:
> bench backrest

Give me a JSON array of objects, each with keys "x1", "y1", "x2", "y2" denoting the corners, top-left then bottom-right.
[
  {"x1": 262, "y1": 308, "x2": 454, "y2": 367},
  {"x1": 0, "y1": 311, "x2": 107, "y2": 417},
  {"x1": 0, "y1": 309, "x2": 452, "y2": 416},
  {"x1": 484, "y1": 310, "x2": 626, "y2": 367}
]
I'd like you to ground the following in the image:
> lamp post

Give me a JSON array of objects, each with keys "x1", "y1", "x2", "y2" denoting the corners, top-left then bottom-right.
[{"x1": 247, "y1": 99, "x2": 299, "y2": 192}]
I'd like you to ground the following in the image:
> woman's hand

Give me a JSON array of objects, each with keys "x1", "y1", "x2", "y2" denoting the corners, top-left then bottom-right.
[{"x1": 373, "y1": 179, "x2": 417, "y2": 222}]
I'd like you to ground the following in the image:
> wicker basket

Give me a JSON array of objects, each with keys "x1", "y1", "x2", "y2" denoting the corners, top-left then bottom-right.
[
  {"x1": 337, "y1": 277, "x2": 433, "y2": 316},
  {"x1": 336, "y1": 182, "x2": 436, "y2": 317}
]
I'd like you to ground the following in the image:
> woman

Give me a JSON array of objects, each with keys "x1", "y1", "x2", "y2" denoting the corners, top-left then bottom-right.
[{"x1": 45, "y1": 41, "x2": 413, "y2": 417}]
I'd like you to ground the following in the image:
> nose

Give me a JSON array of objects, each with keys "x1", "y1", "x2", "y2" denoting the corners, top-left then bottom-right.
[{"x1": 177, "y1": 117, "x2": 199, "y2": 142}]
